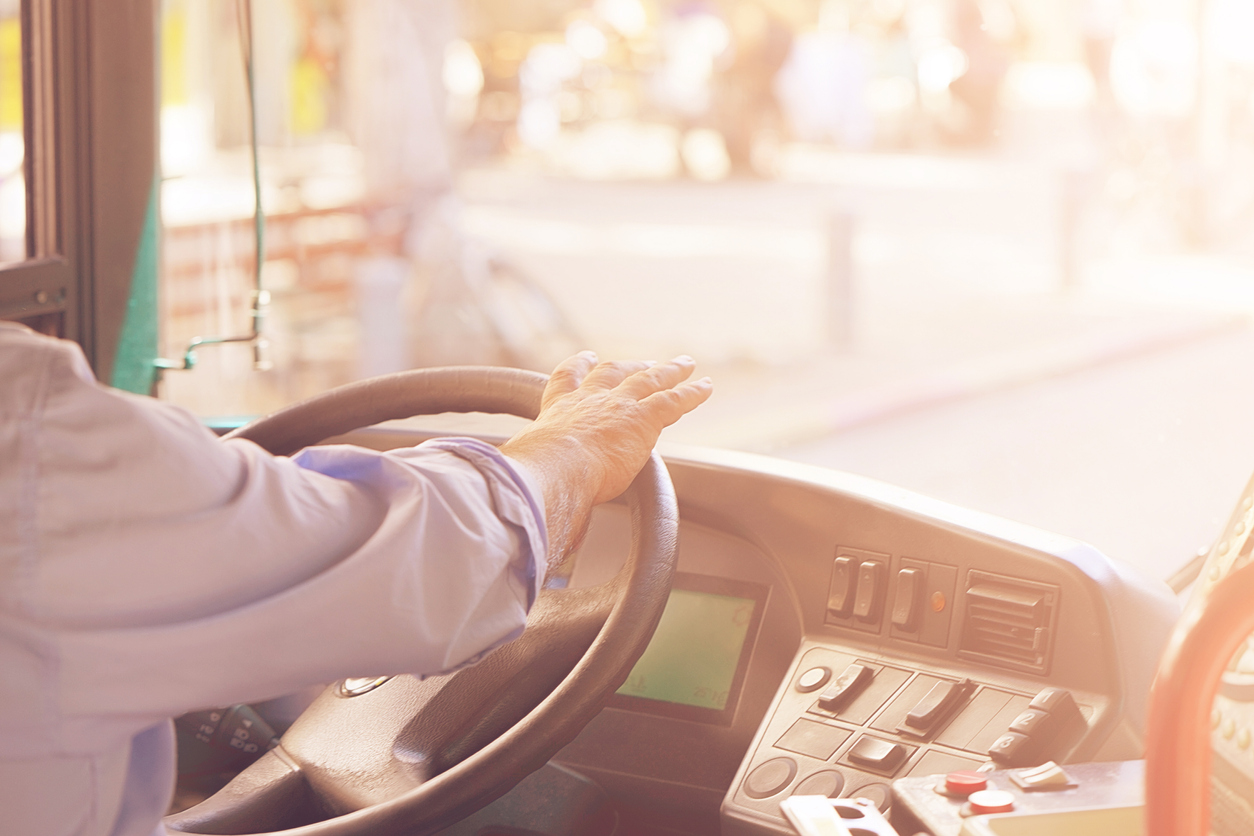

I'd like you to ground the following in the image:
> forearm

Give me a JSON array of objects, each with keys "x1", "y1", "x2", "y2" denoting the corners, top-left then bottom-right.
[{"x1": 499, "y1": 433, "x2": 600, "y2": 564}]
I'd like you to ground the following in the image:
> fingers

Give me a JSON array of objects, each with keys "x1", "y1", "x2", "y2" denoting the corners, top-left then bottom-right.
[
  {"x1": 640, "y1": 377, "x2": 714, "y2": 426},
  {"x1": 543, "y1": 350, "x2": 599, "y2": 410},
  {"x1": 548, "y1": 353, "x2": 711, "y2": 423},
  {"x1": 617, "y1": 355, "x2": 697, "y2": 399},
  {"x1": 581, "y1": 358, "x2": 655, "y2": 390}
]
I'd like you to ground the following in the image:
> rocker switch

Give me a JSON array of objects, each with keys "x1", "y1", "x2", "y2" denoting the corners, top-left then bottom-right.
[
  {"x1": 827, "y1": 556, "x2": 856, "y2": 618},
  {"x1": 852, "y1": 561, "x2": 884, "y2": 622},
  {"x1": 891, "y1": 567, "x2": 924, "y2": 631},
  {"x1": 818, "y1": 663, "x2": 874, "y2": 712},
  {"x1": 901, "y1": 678, "x2": 975, "y2": 736}
]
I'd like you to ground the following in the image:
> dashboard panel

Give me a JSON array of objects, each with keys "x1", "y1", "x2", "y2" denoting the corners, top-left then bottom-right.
[
  {"x1": 332, "y1": 425, "x2": 1180, "y2": 835},
  {"x1": 556, "y1": 442, "x2": 1178, "y2": 835}
]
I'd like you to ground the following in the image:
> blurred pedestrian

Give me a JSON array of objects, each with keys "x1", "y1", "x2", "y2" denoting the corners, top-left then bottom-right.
[
  {"x1": 947, "y1": 0, "x2": 1013, "y2": 145},
  {"x1": 718, "y1": 2, "x2": 794, "y2": 174}
]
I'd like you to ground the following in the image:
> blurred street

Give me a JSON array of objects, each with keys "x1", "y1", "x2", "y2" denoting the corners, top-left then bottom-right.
[{"x1": 453, "y1": 146, "x2": 1254, "y2": 586}]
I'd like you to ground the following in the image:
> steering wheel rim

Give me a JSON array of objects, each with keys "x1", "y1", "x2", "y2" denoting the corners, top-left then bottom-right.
[{"x1": 164, "y1": 366, "x2": 680, "y2": 836}]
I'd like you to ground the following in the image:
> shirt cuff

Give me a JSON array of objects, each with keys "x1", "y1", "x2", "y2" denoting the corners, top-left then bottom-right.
[{"x1": 418, "y1": 437, "x2": 550, "y2": 604}]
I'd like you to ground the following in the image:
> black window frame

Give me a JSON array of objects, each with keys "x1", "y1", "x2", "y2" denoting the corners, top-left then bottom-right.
[{"x1": 0, "y1": 0, "x2": 157, "y2": 380}]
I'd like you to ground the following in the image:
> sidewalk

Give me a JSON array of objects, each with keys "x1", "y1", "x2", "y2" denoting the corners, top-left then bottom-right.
[{"x1": 662, "y1": 298, "x2": 1247, "y2": 452}]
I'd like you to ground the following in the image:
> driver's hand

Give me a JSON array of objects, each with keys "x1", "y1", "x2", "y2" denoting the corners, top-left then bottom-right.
[{"x1": 500, "y1": 351, "x2": 712, "y2": 560}]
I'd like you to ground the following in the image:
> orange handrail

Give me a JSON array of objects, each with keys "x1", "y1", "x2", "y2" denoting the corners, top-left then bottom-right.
[{"x1": 1144, "y1": 559, "x2": 1254, "y2": 836}]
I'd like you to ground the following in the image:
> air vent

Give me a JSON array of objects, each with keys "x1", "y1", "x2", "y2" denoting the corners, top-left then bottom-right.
[{"x1": 958, "y1": 571, "x2": 1059, "y2": 675}]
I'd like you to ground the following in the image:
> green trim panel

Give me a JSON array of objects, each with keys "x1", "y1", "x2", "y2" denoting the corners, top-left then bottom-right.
[{"x1": 109, "y1": 174, "x2": 159, "y2": 394}]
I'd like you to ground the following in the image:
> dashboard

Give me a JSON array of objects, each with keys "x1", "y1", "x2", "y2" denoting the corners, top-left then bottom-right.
[
  {"x1": 299, "y1": 424, "x2": 1181, "y2": 835},
  {"x1": 548, "y1": 442, "x2": 1179, "y2": 835}
]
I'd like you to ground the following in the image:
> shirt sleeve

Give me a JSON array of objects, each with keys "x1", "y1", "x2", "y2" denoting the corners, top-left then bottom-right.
[{"x1": 0, "y1": 330, "x2": 549, "y2": 759}]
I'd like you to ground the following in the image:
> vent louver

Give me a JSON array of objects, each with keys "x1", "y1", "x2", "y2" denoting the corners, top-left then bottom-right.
[{"x1": 958, "y1": 571, "x2": 1059, "y2": 675}]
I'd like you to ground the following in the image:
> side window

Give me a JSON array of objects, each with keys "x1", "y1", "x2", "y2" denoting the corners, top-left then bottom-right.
[
  {"x1": 0, "y1": 0, "x2": 77, "y2": 340},
  {"x1": 0, "y1": 0, "x2": 23, "y2": 266},
  {"x1": 0, "y1": 1, "x2": 156, "y2": 380}
]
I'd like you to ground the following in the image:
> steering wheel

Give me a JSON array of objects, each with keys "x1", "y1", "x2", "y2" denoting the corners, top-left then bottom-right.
[{"x1": 164, "y1": 366, "x2": 679, "y2": 836}]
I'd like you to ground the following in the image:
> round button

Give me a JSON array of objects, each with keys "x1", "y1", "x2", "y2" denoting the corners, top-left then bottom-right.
[
  {"x1": 338, "y1": 676, "x2": 391, "y2": 697},
  {"x1": 797, "y1": 666, "x2": 832, "y2": 693},
  {"x1": 945, "y1": 771, "x2": 988, "y2": 796},
  {"x1": 848, "y1": 782, "x2": 892, "y2": 812},
  {"x1": 744, "y1": 758, "x2": 797, "y2": 799},
  {"x1": 968, "y1": 789, "x2": 1016, "y2": 814},
  {"x1": 793, "y1": 770, "x2": 845, "y2": 798}
]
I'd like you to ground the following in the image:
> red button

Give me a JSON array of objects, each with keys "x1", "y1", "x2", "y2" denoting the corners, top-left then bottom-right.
[
  {"x1": 968, "y1": 789, "x2": 1016, "y2": 814},
  {"x1": 945, "y1": 771, "x2": 988, "y2": 796}
]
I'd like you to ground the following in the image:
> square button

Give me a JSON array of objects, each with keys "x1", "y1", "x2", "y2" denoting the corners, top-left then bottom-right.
[
  {"x1": 846, "y1": 735, "x2": 911, "y2": 774},
  {"x1": 776, "y1": 719, "x2": 852, "y2": 761}
]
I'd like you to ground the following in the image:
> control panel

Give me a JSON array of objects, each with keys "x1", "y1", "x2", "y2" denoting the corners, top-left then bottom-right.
[
  {"x1": 891, "y1": 759, "x2": 1145, "y2": 836},
  {"x1": 721, "y1": 643, "x2": 1095, "y2": 836},
  {"x1": 825, "y1": 549, "x2": 1059, "y2": 677},
  {"x1": 826, "y1": 548, "x2": 959, "y2": 647}
]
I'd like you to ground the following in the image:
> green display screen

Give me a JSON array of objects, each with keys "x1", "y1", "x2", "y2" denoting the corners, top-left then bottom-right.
[{"x1": 611, "y1": 574, "x2": 767, "y2": 723}]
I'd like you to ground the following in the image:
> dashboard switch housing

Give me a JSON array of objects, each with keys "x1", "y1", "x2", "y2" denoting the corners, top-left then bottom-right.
[
  {"x1": 853, "y1": 560, "x2": 886, "y2": 622},
  {"x1": 891, "y1": 567, "x2": 924, "y2": 631},
  {"x1": 827, "y1": 556, "x2": 855, "y2": 618},
  {"x1": 826, "y1": 548, "x2": 890, "y2": 632}
]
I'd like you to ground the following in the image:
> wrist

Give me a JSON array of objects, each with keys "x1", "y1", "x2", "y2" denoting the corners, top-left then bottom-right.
[{"x1": 500, "y1": 432, "x2": 600, "y2": 562}]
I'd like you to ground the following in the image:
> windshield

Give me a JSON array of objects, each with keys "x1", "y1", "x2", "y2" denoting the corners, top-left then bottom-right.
[{"x1": 155, "y1": 0, "x2": 1254, "y2": 584}]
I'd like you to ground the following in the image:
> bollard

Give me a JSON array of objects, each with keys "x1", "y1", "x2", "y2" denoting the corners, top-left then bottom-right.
[
  {"x1": 827, "y1": 211, "x2": 856, "y2": 352},
  {"x1": 1057, "y1": 167, "x2": 1090, "y2": 294},
  {"x1": 354, "y1": 255, "x2": 410, "y2": 378}
]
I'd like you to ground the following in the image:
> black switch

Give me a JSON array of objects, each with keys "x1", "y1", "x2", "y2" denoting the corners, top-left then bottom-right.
[
  {"x1": 891, "y1": 567, "x2": 924, "y2": 631},
  {"x1": 984, "y1": 690, "x2": 1087, "y2": 768},
  {"x1": 827, "y1": 556, "x2": 856, "y2": 618},
  {"x1": 848, "y1": 736, "x2": 908, "y2": 772},
  {"x1": 1023, "y1": 687, "x2": 1088, "y2": 760},
  {"x1": 901, "y1": 678, "x2": 975, "y2": 736},
  {"x1": 1028, "y1": 688, "x2": 1087, "y2": 742},
  {"x1": 1029, "y1": 688, "x2": 1080, "y2": 716},
  {"x1": 852, "y1": 561, "x2": 885, "y2": 622},
  {"x1": 817, "y1": 663, "x2": 874, "y2": 712},
  {"x1": 1009, "y1": 708, "x2": 1050, "y2": 736},
  {"x1": 988, "y1": 731, "x2": 1034, "y2": 766}
]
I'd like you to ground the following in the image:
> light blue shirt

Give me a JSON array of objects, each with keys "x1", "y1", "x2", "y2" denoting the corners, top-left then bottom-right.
[{"x1": 0, "y1": 323, "x2": 549, "y2": 835}]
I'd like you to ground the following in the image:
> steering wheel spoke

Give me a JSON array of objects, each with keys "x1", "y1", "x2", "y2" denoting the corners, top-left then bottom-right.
[
  {"x1": 396, "y1": 581, "x2": 622, "y2": 772},
  {"x1": 271, "y1": 581, "x2": 622, "y2": 815},
  {"x1": 165, "y1": 748, "x2": 318, "y2": 834}
]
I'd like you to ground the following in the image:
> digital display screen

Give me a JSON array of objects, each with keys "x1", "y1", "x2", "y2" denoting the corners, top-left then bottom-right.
[{"x1": 609, "y1": 573, "x2": 767, "y2": 725}]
